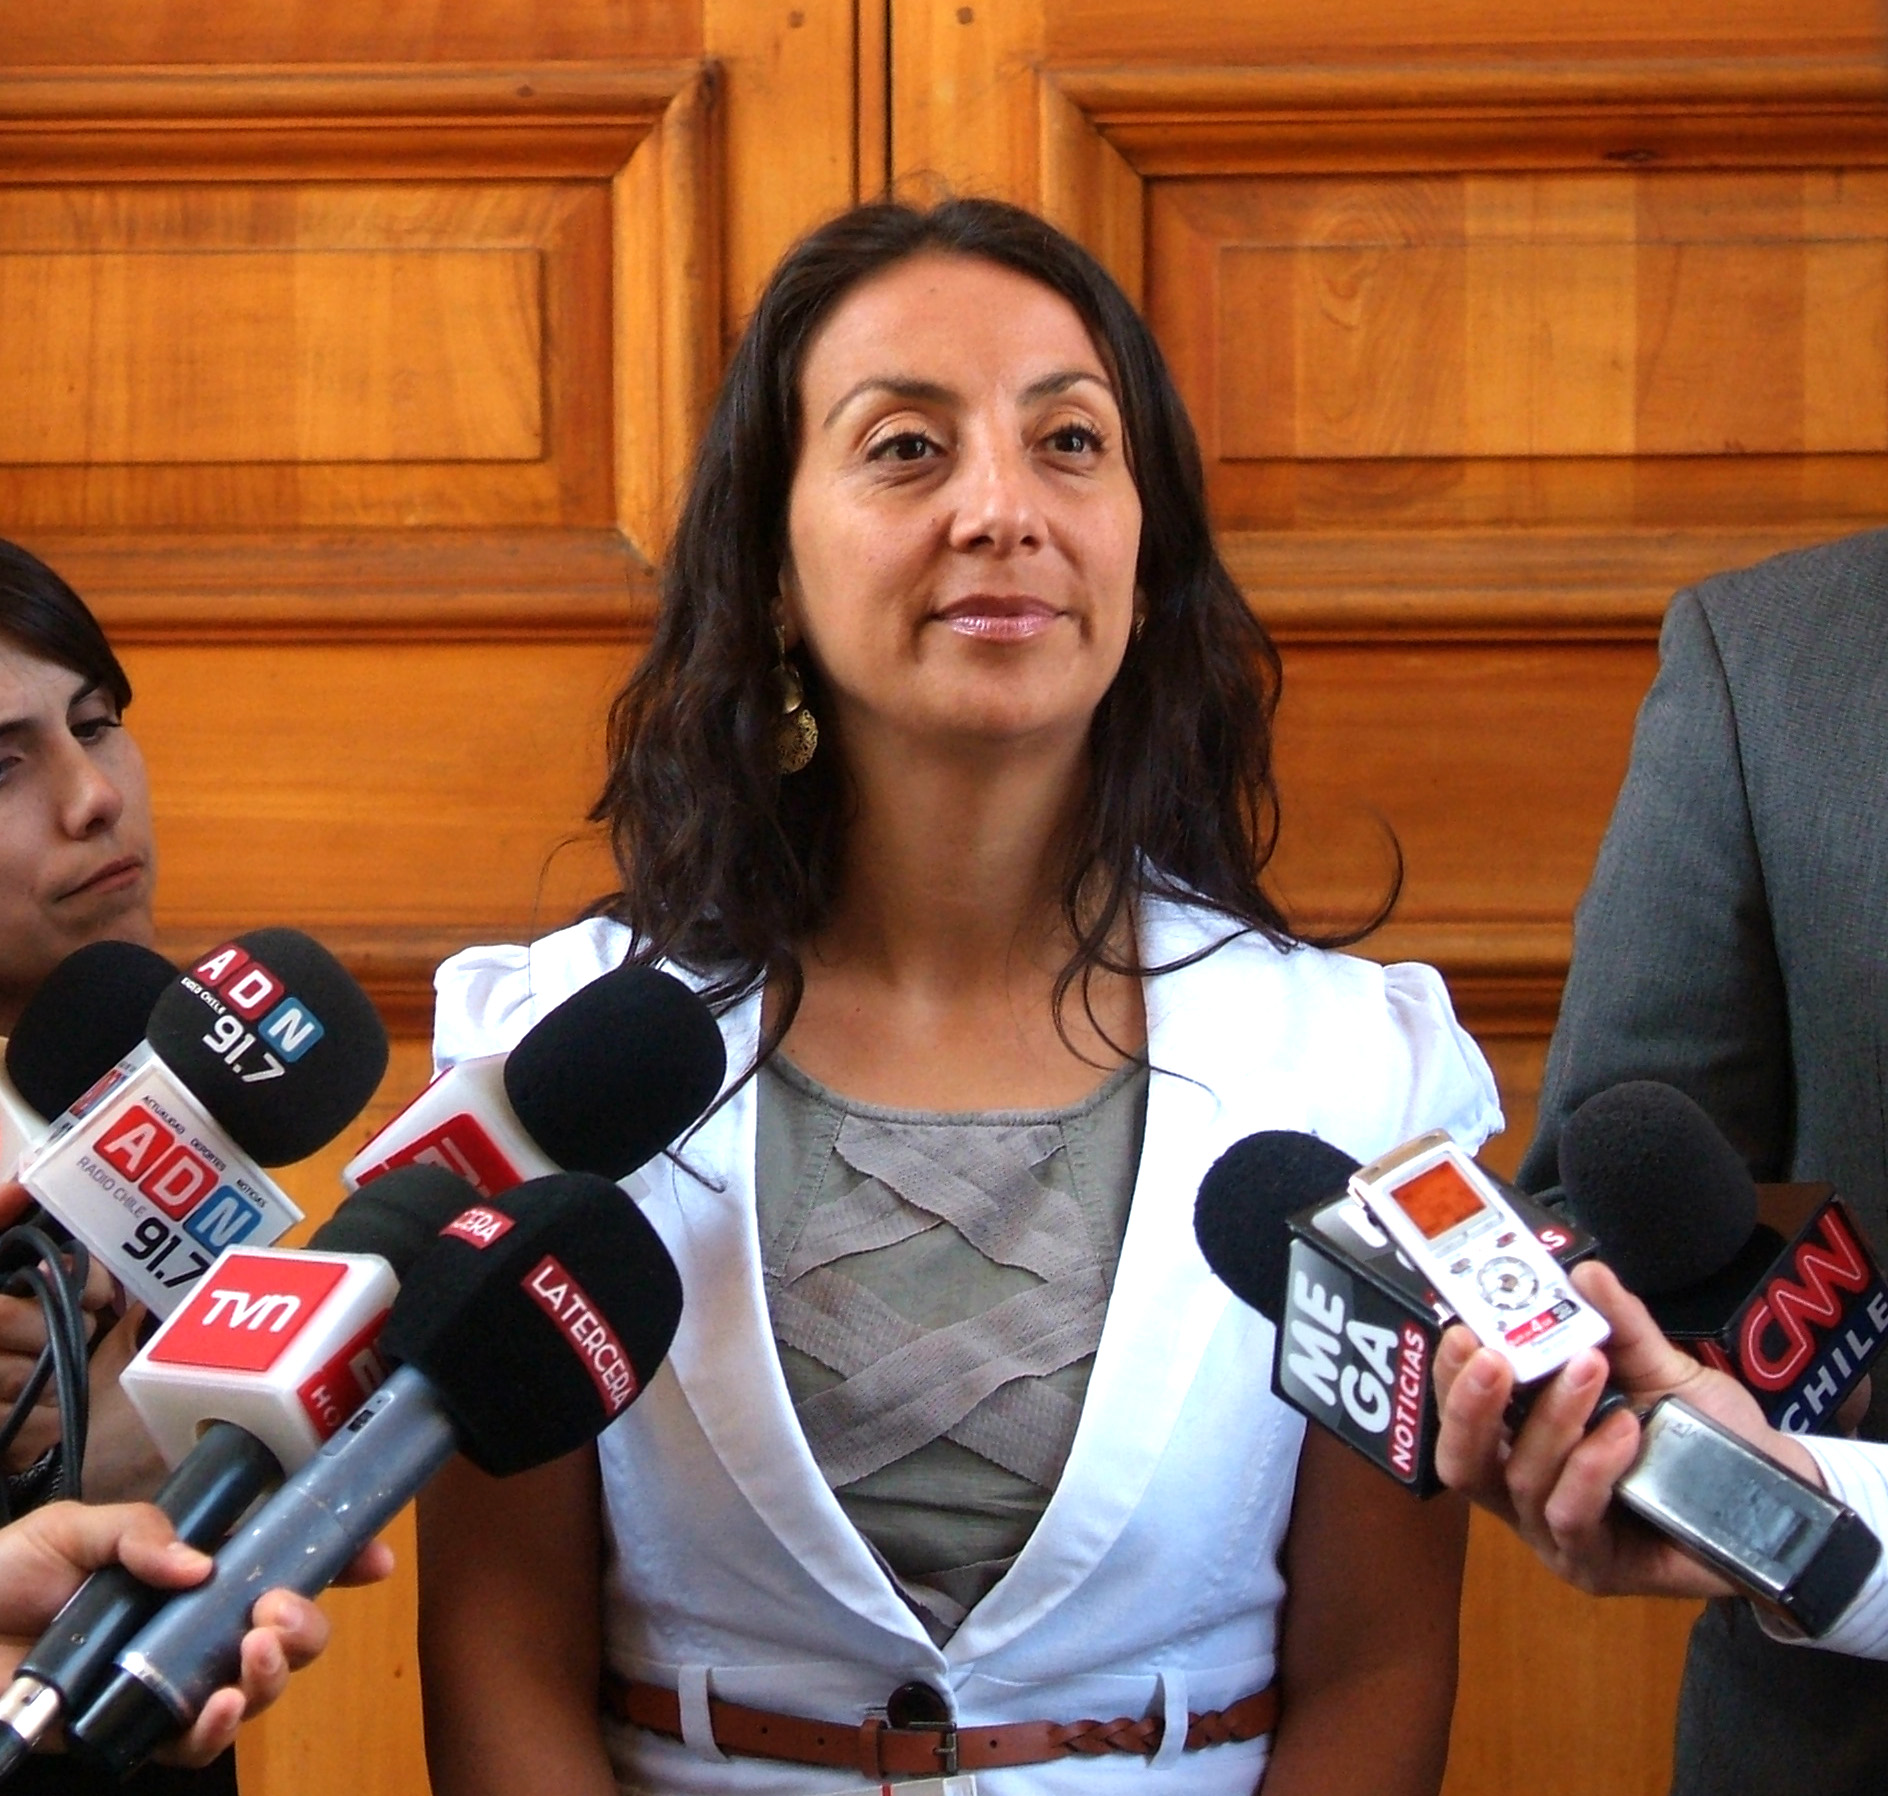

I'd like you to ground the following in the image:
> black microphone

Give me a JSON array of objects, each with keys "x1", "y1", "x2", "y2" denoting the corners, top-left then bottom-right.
[
  {"x1": 0, "y1": 1165, "x2": 480, "y2": 1775},
  {"x1": 66, "y1": 1171, "x2": 684, "y2": 1777},
  {"x1": 1196, "y1": 1130, "x2": 1595, "y2": 1494},
  {"x1": 1201, "y1": 1128, "x2": 1883, "y2": 1635},
  {"x1": 21, "y1": 930, "x2": 391, "y2": 1316},
  {"x1": 1562, "y1": 1081, "x2": 1888, "y2": 1434},
  {"x1": 343, "y1": 962, "x2": 727, "y2": 1195},
  {"x1": 1, "y1": 940, "x2": 176, "y2": 1176}
]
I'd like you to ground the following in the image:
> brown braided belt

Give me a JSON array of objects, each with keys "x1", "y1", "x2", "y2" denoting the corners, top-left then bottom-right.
[{"x1": 603, "y1": 1672, "x2": 1277, "y2": 1780}]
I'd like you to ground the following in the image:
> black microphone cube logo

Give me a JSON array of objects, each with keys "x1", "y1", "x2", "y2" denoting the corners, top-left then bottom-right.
[
  {"x1": 1278, "y1": 1245, "x2": 1435, "y2": 1491},
  {"x1": 1275, "y1": 1185, "x2": 1595, "y2": 1495},
  {"x1": 187, "y1": 944, "x2": 327, "y2": 1082},
  {"x1": 1657, "y1": 1185, "x2": 1888, "y2": 1435}
]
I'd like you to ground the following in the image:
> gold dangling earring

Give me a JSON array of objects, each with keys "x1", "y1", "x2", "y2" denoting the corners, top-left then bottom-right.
[{"x1": 775, "y1": 623, "x2": 818, "y2": 774}]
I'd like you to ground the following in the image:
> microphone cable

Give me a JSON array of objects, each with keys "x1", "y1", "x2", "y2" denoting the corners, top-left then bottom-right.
[{"x1": 0, "y1": 1219, "x2": 94, "y2": 1522}]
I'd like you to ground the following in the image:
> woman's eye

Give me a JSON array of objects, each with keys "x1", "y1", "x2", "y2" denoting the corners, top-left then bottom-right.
[
  {"x1": 72, "y1": 713, "x2": 122, "y2": 745},
  {"x1": 1045, "y1": 423, "x2": 1104, "y2": 455},
  {"x1": 867, "y1": 430, "x2": 940, "y2": 465}
]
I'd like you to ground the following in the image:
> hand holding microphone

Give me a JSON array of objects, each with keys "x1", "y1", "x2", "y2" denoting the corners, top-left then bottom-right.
[
  {"x1": 65, "y1": 1168, "x2": 686, "y2": 1778},
  {"x1": 0, "y1": 1498, "x2": 385, "y2": 1770},
  {"x1": 1434, "y1": 1258, "x2": 1830, "y2": 1601},
  {"x1": 1196, "y1": 1125, "x2": 1881, "y2": 1635}
]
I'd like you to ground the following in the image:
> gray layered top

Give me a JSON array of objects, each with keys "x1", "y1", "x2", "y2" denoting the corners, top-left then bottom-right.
[{"x1": 756, "y1": 1054, "x2": 1149, "y2": 1644}]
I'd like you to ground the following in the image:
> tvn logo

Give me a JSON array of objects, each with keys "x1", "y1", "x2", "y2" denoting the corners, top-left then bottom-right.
[
  {"x1": 199, "y1": 1287, "x2": 302, "y2": 1333},
  {"x1": 188, "y1": 944, "x2": 326, "y2": 1087},
  {"x1": 147, "y1": 1253, "x2": 351, "y2": 1376}
]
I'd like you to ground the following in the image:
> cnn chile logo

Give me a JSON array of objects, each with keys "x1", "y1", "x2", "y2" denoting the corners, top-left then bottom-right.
[
  {"x1": 189, "y1": 944, "x2": 326, "y2": 1085},
  {"x1": 1724, "y1": 1208, "x2": 1876, "y2": 1392}
]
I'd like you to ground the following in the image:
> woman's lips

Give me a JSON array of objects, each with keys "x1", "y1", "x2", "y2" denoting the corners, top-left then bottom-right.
[
  {"x1": 60, "y1": 856, "x2": 143, "y2": 901},
  {"x1": 936, "y1": 597, "x2": 1060, "y2": 642}
]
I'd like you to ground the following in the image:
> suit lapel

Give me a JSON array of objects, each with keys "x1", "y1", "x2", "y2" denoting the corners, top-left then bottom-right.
[
  {"x1": 946, "y1": 901, "x2": 1248, "y2": 1661},
  {"x1": 642, "y1": 991, "x2": 938, "y2": 1651}
]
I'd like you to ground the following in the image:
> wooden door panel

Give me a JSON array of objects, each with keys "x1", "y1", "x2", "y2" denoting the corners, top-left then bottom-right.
[
  {"x1": 0, "y1": 8, "x2": 859, "y2": 1796},
  {"x1": 1268, "y1": 640, "x2": 1658, "y2": 943},
  {"x1": 891, "y1": 7, "x2": 1887, "y2": 1795}
]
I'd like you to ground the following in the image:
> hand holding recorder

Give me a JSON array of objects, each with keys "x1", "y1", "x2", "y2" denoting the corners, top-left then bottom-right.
[{"x1": 1435, "y1": 1258, "x2": 1830, "y2": 1602}]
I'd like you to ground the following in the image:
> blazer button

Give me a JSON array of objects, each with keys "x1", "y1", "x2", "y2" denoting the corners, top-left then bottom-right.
[{"x1": 885, "y1": 1681, "x2": 951, "y2": 1728}]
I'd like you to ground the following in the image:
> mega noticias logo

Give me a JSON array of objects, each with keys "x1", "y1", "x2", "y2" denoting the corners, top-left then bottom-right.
[{"x1": 185, "y1": 943, "x2": 328, "y2": 1085}]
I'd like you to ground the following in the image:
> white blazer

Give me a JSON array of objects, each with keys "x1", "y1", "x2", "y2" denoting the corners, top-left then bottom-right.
[{"x1": 434, "y1": 897, "x2": 1502, "y2": 1795}]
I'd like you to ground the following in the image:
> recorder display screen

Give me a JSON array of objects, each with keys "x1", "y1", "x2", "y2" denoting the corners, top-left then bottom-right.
[{"x1": 1388, "y1": 1160, "x2": 1488, "y2": 1241}]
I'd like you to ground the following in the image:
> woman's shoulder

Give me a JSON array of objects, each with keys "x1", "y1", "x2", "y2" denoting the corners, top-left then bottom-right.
[
  {"x1": 432, "y1": 917, "x2": 639, "y2": 1067},
  {"x1": 1142, "y1": 895, "x2": 1505, "y2": 1153}
]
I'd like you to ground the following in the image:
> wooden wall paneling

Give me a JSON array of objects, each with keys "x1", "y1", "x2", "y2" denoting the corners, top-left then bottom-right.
[
  {"x1": 706, "y1": 0, "x2": 864, "y2": 319},
  {"x1": 614, "y1": 64, "x2": 723, "y2": 559},
  {"x1": 892, "y1": 14, "x2": 1887, "y2": 1796},
  {"x1": 889, "y1": 0, "x2": 1045, "y2": 204},
  {"x1": 1040, "y1": 0, "x2": 1884, "y2": 66},
  {"x1": 1038, "y1": 75, "x2": 1144, "y2": 304},
  {"x1": 0, "y1": 0, "x2": 705, "y2": 66}
]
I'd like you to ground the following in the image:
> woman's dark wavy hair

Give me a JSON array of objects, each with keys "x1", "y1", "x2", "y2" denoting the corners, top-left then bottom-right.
[
  {"x1": 592, "y1": 197, "x2": 1373, "y2": 1051},
  {"x1": 0, "y1": 539, "x2": 132, "y2": 713}
]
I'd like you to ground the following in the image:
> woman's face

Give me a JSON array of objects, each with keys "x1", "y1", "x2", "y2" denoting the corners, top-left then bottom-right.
[
  {"x1": 0, "y1": 641, "x2": 155, "y2": 1029},
  {"x1": 782, "y1": 251, "x2": 1143, "y2": 760}
]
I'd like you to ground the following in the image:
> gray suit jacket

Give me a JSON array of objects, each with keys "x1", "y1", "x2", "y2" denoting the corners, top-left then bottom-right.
[{"x1": 1521, "y1": 527, "x2": 1888, "y2": 1796}]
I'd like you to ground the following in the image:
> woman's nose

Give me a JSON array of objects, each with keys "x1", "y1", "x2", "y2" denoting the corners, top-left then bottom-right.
[
  {"x1": 55, "y1": 739, "x2": 125, "y2": 838},
  {"x1": 947, "y1": 432, "x2": 1043, "y2": 556}
]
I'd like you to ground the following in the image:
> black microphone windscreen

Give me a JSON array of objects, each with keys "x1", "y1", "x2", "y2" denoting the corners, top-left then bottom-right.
[
  {"x1": 378, "y1": 1171, "x2": 682, "y2": 1477},
  {"x1": 1195, "y1": 1131, "x2": 1362, "y2": 1323},
  {"x1": 1560, "y1": 1081, "x2": 1759, "y2": 1297},
  {"x1": 6, "y1": 940, "x2": 176, "y2": 1118},
  {"x1": 501, "y1": 965, "x2": 727, "y2": 1178},
  {"x1": 307, "y1": 1164, "x2": 481, "y2": 1276},
  {"x1": 148, "y1": 929, "x2": 391, "y2": 1166}
]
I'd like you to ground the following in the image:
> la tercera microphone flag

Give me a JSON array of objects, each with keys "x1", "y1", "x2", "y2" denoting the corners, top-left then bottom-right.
[{"x1": 20, "y1": 930, "x2": 390, "y2": 1315}]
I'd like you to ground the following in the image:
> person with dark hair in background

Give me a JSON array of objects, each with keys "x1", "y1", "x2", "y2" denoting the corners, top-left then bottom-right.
[
  {"x1": 0, "y1": 539, "x2": 154, "y2": 1039},
  {"x1": 0, "y1": 538, "x2": 222, "y2": 1794},
  {"x1": 1518, "y1": 528, "x2": 1888, "y2": 1794},
  {"x1": 418, "y1": 198, "x2": 1500, "y2": 1795}
]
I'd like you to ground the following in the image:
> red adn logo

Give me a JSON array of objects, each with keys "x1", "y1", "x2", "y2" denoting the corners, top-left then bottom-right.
[
  {"x1": 93, "y1": 1102, "x2": 219, "y2": 1220},
  {"x1": 522, "y1": 1254, "x2": 637, "y2": 1414},
  {"x1": 192, "y1": 946, "x2": 284, "y2": 1020},
  {"x1": 147, "y1": 1253, "x2": 350, "y2": 1374}
]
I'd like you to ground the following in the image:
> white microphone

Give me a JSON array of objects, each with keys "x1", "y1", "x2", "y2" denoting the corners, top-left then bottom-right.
[
  {"x1": 343, "y1": 962, "x2": 726, "y2": 1197},
  {"x1": 22, "y1": 931, "x2": 388, "y2": 1316}
]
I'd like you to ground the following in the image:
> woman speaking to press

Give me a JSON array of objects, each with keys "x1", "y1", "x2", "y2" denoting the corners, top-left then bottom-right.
[{"x1": 417, "y1": 199, "x2": 1501, "y2": 1794}]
